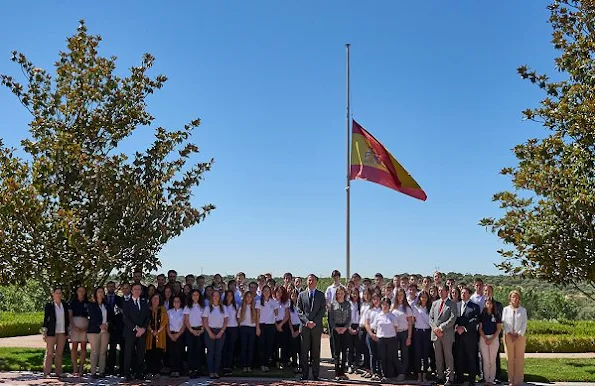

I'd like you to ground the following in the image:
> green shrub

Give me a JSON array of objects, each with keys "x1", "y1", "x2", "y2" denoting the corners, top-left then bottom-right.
[
  {"x1": 0, "y1": 312, "x2": 43, "y2": 338},
  {"x1": 527, "y1": 335, "x2": 595, "y2": 353}
]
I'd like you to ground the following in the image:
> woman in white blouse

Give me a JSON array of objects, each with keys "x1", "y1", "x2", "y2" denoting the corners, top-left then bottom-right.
[
  {"x1": 222, "y1": 290, "x2": 240, "y2": 376},
  {"x1": 184, "y1": 290, "x2": 205, "y2": 378},
  {"x1": 202, "y1": 290, "x2": 228, "y2": 379},
  {"x1": 255, "y1": 285, "x2": 278, "y2": 372},
  {"x1": 238, "y1": 290, "x2": 258, "y2": 372},
  {"x1": 502, "y1": 290, "x2": 527, "y2": 386},
  {"x1": 167, "y1": 295, "x2": 186, "y2": 378},
  {"x1": 412, "y1": 291, "x2": 432, "y2": 382}
]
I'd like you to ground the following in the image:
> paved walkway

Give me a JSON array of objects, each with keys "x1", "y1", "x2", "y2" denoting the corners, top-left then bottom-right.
[{"x1": 1, "y1": 335, "x2": 595, "y2": 385}]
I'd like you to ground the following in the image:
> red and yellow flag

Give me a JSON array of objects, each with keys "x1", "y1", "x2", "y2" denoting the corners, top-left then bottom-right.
[{"x1": 350, "y1": 120, "x2": 427, "y2": 201}]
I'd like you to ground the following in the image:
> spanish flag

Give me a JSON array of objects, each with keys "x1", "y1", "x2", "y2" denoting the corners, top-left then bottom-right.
[{"x1": 350, "y1": 120, "x2": 427, "y2": 201}]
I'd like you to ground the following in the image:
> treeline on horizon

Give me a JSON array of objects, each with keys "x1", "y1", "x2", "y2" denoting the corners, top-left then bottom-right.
[{"x1": 1, "y1": 272, "x2": 593, "y2": 321}]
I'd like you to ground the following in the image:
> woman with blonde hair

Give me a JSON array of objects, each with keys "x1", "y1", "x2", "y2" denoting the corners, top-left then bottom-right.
[
  {"x1": 238, "y1": 290, "x2": 258, "y2": 372},
  {"x1": 502, "y1": 290, "x2": 527, "y2": 386}
]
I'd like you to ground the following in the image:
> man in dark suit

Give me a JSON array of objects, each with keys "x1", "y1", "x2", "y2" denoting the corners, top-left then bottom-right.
[
  {"x1": 122, "y1": 283, "x2": 149, "y2": 381},
  {"x1": 456, "y1": 287, "x2": 481, "y2": 386},
  {"x1": 105, "y1": 281, "x2": 123, "y2": 375},
  {"x1": 297, "y1": 274, "x2": 326, "y2": 381}
]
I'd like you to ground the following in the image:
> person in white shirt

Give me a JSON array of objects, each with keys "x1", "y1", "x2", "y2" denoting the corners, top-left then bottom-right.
[
  {"x1": 502, "y1": 290, "x2": 528, "y2": 386},
  {"x1": 221, "y1": 290, "x2": 239, "y2": 376},
  {"x1": 167, "y1": 296, "x2": 186, "y2": 378},
  {"x1": 274, "y1": 286, "x2": 291, "y2": 369},
  {"x1": 369, "y1": 296, "x2": 399, "y2": 381},
  {"x1": 392, "y1": 288, "x2": 413, "y2": 382},
  {"x1": 288, "y1": 289, "x2": 302, "y2": 370},
  {"x1": 202, "y1": 290, "x2": 228, "y2": 379},
  {"x1": 238, "y1": 291, "x2": 258, "y2": 372},
  {"x1": 326, "y1": 270, "x2": 344, "y2": 307},
  {"x1": 347, "y1": 287, "x2": 361, "y2": 374},
  {"x1": 255, "y1": 285, "x2": 278, "y2": 372},
  {"x1": 184, "y1": 290, "x2": 205, "y2": 378},
  {"x1": 407, "y1": 284, "x2": 419, "y2": 307},
  {"x1": 470, "y1": 278, "x2": 486, "y2": 312},
  {"x1": 412, "y1": 291, "x2": 432, "y2": 382},
  {"x1": 358, "y1": 289, "x2": 372, "y2": 376},
  {"x1": 364, "y1": 293, "x2": 382, "y2": 380},
  {"x1": 42, "y1": 287, "x2": 69, "y2": 378}
]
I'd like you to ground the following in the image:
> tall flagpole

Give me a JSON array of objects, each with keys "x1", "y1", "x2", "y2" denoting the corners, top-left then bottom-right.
[{"x1": 345, "y1": 43, "x2": 351, "y2": 280}]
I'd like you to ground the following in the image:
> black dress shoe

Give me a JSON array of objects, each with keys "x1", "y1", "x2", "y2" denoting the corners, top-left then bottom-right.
[
  {"x1": 312, "y1": 376, "x2": 320, "y2": 381},
  {"x1": 125, "y1": 374, "x2": 133, "y2": 381},
  {"x1": 135, "y1": 374, "x2": 145, "y2": 380},
  {"x1": 300, "y1": 375, "x2": 309, "y2": 381}
]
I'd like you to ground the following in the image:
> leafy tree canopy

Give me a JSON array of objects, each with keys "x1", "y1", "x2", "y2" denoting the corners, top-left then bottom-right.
[
  {"x1": 480, "y1": 1, "x2": 595, "y2": 299},
  {"x1": 0, "y1": 21, "x2": 214, "y2": 294}
]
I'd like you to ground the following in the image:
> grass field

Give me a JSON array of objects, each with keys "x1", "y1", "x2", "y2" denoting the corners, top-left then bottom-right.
[{"x1": 0, "y1": 347, "x2": 594, "y2": 382}]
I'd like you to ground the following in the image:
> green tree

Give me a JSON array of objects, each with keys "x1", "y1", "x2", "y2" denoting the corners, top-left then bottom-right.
[
  {"x1": 0, "y1": 21, "x2": 214, "y2": 295},
  {"x1": 480, "y1": 0, "x2": 595, "y2": 299}
]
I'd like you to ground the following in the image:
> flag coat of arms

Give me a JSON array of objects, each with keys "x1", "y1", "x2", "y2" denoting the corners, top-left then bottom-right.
[{"x1": 350, "y1": 120, "x2": 427, "y2": 201}]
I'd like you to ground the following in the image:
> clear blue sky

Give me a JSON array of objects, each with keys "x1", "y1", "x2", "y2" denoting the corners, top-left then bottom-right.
[{"x1": 0, "y1": 1, "x2": 555, "y2": 279}]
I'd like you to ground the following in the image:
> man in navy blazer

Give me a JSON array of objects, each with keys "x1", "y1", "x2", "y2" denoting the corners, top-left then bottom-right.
[
  {"x1": 455, "y1": 287, "x2": 481, "y2": 386},
  {"x1": 121, "y1": 283, "x2": 149, "y2": 381},
  {"x1": 297, "y1": 274, "x2": 326, "y2": 381}
]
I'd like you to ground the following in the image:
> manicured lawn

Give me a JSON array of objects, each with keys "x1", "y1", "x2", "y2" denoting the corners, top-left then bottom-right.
[
  {"x1": 502, "y1": 357, "x2": 595, "y2": 383},
  {"x1": 1, "y1": 347, "x2": 594, "y2": 382}
]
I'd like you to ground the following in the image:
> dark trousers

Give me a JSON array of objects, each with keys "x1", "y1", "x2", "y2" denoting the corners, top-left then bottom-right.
[
  {"x1": 347, "y1": 324, "x2": 359, "y2": 367},
  {"x1": 258, "y1": 324, "x2": 275, "y2": 367},
  {"x1": 414, "y1": 328, "x2": 432, "y2": 373},
  {"x1": 290, "y1": 325, "x2": 301, "y2": 367},
  {"x1": 301, "y1": 326, "x2": 322, "y2": 378},
  {"x1": 396, "y1": 330, "x2": 410, "y2": 376},
  {"x1": 204, "y1": 328, "x2": 226, "y2": 374},
  {"x1": 456, "y1": 332, "x2": 478, "y2": 382},
  {"x1": 275, "y1": 323, "x2": 290, "y2": 365},
  {"x1": 222, "y1": 327, "x2": 239, "y2": 370},
  {"x1": 146, "y1": 348, "x2": 163, "y2": 375},
  {"x1": 123, "y1": 335, "x2": 146, "y2": 377},
  {"x1": 332, "y1": 329, "x2": 349, "y2": 376},
  {"x1": 366, "y1": 334, "x2": 380, "y2": 375},
  {"x1": 167, "y1": 335, "x2": 184, "y2": 373},
  {"x1": 106, "y1": 330, "x2": 124, "y2": 374},
  {"x1": 358, "y1": 329, "x2": 370, "y2": 370},
  {"x1": 187, "y1": 329, "x2": 205, "y2": 372},
  {"x1": 377, "y1": 337, "x2": 399, "y2": 378},
  {"x1": 240, "y1": 326, "x2": 256, "y2": 368}
]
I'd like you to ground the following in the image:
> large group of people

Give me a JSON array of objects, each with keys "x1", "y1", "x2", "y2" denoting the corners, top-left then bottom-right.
[{"x1": 42, "y1": 269, "x2": 528, "y2": 386}]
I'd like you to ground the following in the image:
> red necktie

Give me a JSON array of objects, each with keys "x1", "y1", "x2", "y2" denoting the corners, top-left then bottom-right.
[{"x1": 439, "y1": 300, "x2": 445, "y2": 314}]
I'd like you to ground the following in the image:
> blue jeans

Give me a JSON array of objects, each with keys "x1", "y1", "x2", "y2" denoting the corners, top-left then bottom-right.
[
  {"x1": 204, "y1": 328, "x2": 226, "y2": 374},
  {"x1": 240, "y1": 326, "x2": 256, "y2": 368},
  {"x1": 222, "y1": 326, "x2": 239, "y2": 370},
  {"x1": 366, "y1": 333, "x2": 379, "y2": 375}
]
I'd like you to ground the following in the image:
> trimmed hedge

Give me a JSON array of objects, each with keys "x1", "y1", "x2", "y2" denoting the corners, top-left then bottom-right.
[
  {"x1": 0, "y1": 312, "x2": 43, "y2": 338},
  {"x1": 527, "y1": 334, "x2": 595, "y2": 353}
]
